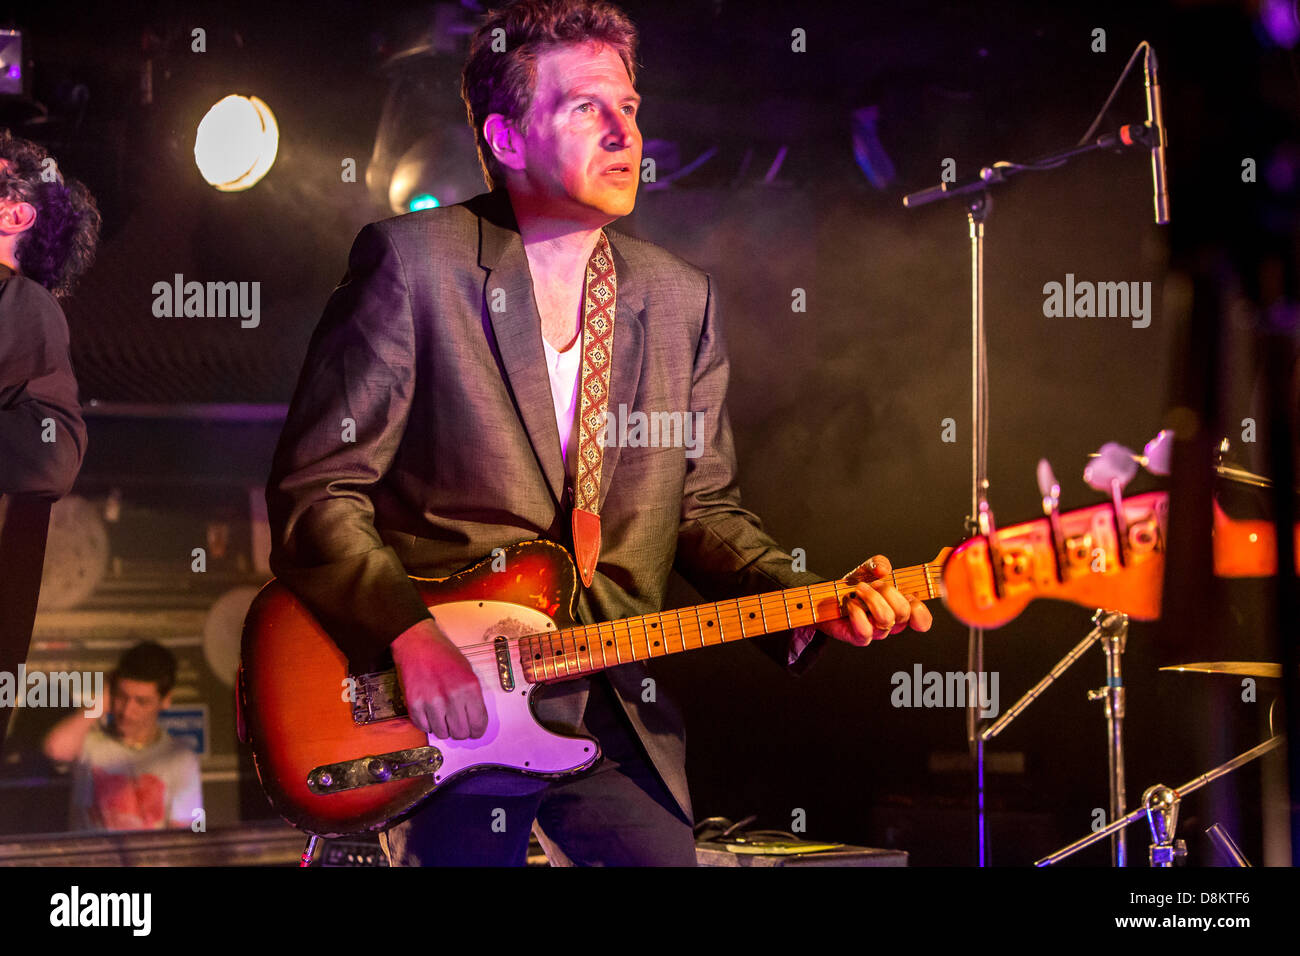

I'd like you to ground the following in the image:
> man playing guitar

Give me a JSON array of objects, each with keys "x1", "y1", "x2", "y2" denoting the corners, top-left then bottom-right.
[{"x1": 265, "y1": 0, "x2": 930, "y2": 866}]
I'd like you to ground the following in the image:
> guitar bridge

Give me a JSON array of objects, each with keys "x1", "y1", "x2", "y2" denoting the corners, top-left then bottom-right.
[
  {"x1": 351, "y1": 670, "x2": 407, "y2": 725},
  {"x1": 307, "y1": 747, "x2": 444, "y2": 795}
]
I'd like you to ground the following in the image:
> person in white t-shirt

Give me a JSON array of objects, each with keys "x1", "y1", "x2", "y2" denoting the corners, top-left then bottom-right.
[{"x1": 44, "y1": 641, "x2": 203, "y2": 831}]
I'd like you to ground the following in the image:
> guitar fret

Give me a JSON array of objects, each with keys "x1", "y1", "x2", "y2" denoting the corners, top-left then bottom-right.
[
  {"x1": 554, "y1": 629, "x2": 566, "y2": 679},
  {"x1": 680, "y1": 607, "x2": 695, "y2": 651},
  {"x1": 541, "y1": 631, "x2": 555, "y2": 681},
  {"x1": 619, "y1": 618, "x2": 634, "y2": 667},
  {"x1": 673, "y1": 607, "x2": 687, "y2": 656},
  {"x1": 648, "y1": 613, "x2": 662, "y2": 661},
  {"x1": 576, "y1": 623, "x2": 592, "y2": 674},
  {"x1": 585, "y1": 621, "x2": 601, "y2": 675}
]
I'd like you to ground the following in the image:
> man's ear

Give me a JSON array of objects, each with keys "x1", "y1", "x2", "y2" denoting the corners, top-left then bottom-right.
[
  {"x1": 483, "y1": 113, "x2": 526, "y2": 173},
  {"x1": 0, "y1": 199, "x2": 36, "y2": 236},
  {"x1": 160, "y1": 691, "x2": 173, "y2": 712}
]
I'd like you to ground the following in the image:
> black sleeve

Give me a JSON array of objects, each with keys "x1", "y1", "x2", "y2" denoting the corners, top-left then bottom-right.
[{"x1": 0, "y1": 277, "x2": 86, "y2": 498}]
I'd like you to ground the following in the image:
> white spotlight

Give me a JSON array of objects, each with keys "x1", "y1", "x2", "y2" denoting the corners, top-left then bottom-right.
[{"x1": 194, "y1": 94, "x2": 280, "y2": 192}]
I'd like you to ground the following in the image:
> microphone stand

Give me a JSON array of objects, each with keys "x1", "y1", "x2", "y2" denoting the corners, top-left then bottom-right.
[{"x1": 904, "y1": 123, "x2": 1158, "y2": 866}]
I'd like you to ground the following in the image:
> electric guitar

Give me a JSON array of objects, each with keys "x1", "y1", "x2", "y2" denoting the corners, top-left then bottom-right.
[{"x1": 238, "y1": 538, "x2": 950, "y2": 836}]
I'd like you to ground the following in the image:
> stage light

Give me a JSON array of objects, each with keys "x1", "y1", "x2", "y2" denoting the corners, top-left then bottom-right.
[
  {"x1": 381, "y1": 128, "x2": 480, "y2": 214},
  {"x1": 1260, "y1": 0, "x2": 1300, "y2": 47},
  {"x1": 0, "y1": 29, "x2": 23, "y2": 95},
  {"x1": 194, "y1": 94, "x2": 279, "y2": 192}
]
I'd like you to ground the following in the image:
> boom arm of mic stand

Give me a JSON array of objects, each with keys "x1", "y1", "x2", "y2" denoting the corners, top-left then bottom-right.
[{"x1": 902, "y1": 127, "x2": 1151, "y2": 211}]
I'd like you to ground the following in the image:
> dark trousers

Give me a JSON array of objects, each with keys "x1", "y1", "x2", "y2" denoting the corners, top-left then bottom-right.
[
  {"x1": 0, "y1": 496, "x2": 51, "y2": 754},
  {"x1": 379, "y1": 675, "x2": 697, "y2": 866}
]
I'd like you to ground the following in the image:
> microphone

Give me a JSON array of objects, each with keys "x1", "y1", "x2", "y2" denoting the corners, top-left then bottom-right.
[{"x1": 1144, "y1": 45, "x2": 1170, "y2": 224}]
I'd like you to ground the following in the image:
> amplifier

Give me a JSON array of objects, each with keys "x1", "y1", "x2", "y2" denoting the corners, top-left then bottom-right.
[{"x1": 314, "y1": 834, "x2": 388, "y2": 867}]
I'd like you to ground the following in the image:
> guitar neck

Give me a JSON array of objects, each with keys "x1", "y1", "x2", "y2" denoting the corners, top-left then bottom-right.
[{"x1": 518, "y1": 560, "x2": 941, "y2": 683}]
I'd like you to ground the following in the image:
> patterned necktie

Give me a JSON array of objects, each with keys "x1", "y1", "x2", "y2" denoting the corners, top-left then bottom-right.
[{"x1": 570, "y1": 231, "x2": 616, "y2": 589}]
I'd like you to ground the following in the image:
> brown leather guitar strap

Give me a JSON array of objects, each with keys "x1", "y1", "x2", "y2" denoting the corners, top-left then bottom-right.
[{"x1": 570, "y1": 230, "x2": 616, "y2": 589}]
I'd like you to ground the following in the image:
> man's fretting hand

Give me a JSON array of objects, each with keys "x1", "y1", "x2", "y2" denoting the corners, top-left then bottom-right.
[
  {"x1": 819, "y1": 554, "x2": 933, "y2": 646},
  {"x1": 390, "y1": 618, "x2": 489, "y2": 739}
]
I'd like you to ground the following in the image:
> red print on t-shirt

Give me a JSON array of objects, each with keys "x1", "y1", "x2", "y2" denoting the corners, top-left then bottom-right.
[{"x1": 91, "y1": 767, "x2": 167, "y2": 829}]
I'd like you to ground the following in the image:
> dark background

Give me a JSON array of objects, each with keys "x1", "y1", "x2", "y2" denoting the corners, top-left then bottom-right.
[{"x1": 1, "y1": 0, "x2": 1294, "y2": 865}]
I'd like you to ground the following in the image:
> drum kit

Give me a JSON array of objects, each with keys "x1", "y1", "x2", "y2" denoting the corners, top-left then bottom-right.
[{"x1": 959, "y1": 429, "x2": 1293, "y2": 867}]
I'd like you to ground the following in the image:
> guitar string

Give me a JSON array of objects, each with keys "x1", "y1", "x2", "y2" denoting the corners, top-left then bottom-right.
[
  {"x1": 446, "y1": 567, "x2": 938, "y2": 668},
  {"x1": 409, "y1": 565, "x2": 940, "y2": 673}
]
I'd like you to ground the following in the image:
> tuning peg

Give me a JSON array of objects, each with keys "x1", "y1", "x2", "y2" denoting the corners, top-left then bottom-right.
[
  {"x1": 1084, "y1": 442, "x2": 1139, "y2": 492},
  {"x1": 1038, "y1": 459, "x2": 1068, "y2": 581},
  {"x1": 1142, "y1": 430, "x2": 1173, "y2": 476},
  {"x1": 1037, "y1": 459, "x2": 1060, "y2": 513}
]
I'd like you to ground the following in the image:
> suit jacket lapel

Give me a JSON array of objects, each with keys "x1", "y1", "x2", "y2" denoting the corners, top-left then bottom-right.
[{"x1": 474, "y1": 191, "x2": 644, "y2": 515}]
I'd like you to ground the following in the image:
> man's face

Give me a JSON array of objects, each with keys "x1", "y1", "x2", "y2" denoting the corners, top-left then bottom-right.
[
  {"x1": 508, "y1": 41, "x2": 642, "y2": 221},
  {"x1": 110, "y1": 677, "x2": 168, "y2": 740}
]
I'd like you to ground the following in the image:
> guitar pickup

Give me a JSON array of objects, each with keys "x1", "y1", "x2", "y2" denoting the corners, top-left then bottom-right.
[
  {"x1": 495, "y1": 635, "x2": 515, "y2": 691},
  {"x1": 307, "y1": 747, "x2": 444, "y2": 795}
]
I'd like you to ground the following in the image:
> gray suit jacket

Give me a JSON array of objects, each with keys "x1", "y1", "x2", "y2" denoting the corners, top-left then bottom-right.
[{"x1": 266, "y1": 189, "x2": 828, "y2": 821}]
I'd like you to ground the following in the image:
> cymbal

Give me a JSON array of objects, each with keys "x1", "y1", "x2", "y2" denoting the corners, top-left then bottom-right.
[
  {"x1": 1160, "y1": 661, "x2": 1285, "y2": 679},
  {"x1": 1215, "y1": 463, "x2": 1277, "y2": 491}
]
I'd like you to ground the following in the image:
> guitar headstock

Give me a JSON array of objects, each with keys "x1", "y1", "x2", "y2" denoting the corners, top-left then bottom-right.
[{"x1": 939, "y1": 486, "x2": 1168, "y2": 629}]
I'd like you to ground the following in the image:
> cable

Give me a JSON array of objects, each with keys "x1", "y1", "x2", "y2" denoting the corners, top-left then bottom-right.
[{"x1": 1077, "y1": 41, "x2": 1150, "y2": 146}]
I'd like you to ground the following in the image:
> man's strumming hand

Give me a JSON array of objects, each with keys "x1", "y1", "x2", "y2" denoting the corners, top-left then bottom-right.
[
  {"x1": 818, "y1": 554, "x2": 933, "y2": 646},
  {"x1": 390, "y1": 619, "x2": 489, "y2": 739}
]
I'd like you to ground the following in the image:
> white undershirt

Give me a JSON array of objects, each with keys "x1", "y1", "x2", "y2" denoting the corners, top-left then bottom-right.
[{"x1": 542, "y1": 335, "x2": 583, "y2": 465}]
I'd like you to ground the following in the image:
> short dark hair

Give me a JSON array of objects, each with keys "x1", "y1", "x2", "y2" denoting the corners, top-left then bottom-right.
[
  {"x1": 0, "y1": 129, "x2": 101, "y2": 299},
  {"x1": 461, "y1": 0, "x2": 639, "y2": 191},
  {"x1": 111, "y1": 641, "x2": 178, "y2": 699}
]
